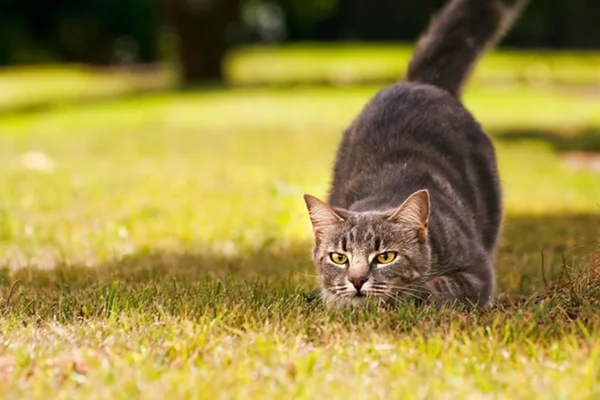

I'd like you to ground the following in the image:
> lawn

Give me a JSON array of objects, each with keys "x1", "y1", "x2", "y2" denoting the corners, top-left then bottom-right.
[
  {"x1": 1, "y1": 55, "x2": 600, "y2": 398},
  {"x1": 226, "y1": 43, "x2": 600, "y2": 87},
  {"x1": 2, "y1": 43, "x2": 600, "y2": 114}
]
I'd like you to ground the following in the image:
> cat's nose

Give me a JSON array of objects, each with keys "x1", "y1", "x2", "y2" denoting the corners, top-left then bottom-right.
[{"x1": 350, "y1": 277, "x2": 368, "y2": 291}]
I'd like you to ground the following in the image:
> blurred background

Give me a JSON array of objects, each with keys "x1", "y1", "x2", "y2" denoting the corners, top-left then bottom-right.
[
  {"x1": 1, "y1": 0, "x2": 600, "y2": 97},
  {"x1": 0, "y1": 0, "x2": 599, "y2": 290}
]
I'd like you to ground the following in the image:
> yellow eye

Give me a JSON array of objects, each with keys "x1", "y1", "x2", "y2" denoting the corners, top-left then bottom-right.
[
  {"x1": 376, "y1": 252, "x2": 397, "y2": 264},
  {"x1": 330, "y1": 252, "x2": 348, "y2": 264}
]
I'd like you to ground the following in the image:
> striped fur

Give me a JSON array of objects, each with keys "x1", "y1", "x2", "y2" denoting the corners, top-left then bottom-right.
[{"x1": 304, "y1": 0, "x2": 528, "y2": 309}]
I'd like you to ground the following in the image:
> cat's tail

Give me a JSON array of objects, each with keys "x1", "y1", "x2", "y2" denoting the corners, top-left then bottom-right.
[{"x1": 406, "y1": 0, "x2": 528, "y2": 97}]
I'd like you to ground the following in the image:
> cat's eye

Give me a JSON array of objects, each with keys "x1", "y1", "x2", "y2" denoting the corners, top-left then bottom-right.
[
  {"x1": 376, "y1": 252, "x2": 397, "y2": 264},
  {"x1": 330, "y1": 252, "x2": 348, "y2": 264}
]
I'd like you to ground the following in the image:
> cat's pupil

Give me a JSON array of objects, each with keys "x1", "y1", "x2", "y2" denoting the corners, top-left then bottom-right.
[
  {"x1": 376, "y1": 252, "x2": 395, "y2": 263},
  {"x1": 331, "y1": 253, "x2": 347, "y2": 264}
]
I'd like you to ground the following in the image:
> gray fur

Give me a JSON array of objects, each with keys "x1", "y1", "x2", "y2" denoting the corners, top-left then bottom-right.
[
  {"x1": 407, "y1": 0, "x2": 529, "y2": 97},
  {"x1": 303, "y1": 0, "x2": 528, "y2": 309}
]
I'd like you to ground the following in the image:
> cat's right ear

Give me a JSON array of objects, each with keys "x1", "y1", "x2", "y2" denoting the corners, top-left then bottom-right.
[
  {"x1": 303, "y1": 194, "x2": 344, "y2": 240},
  {"x1": 387, "y1": 189, "x2": 430, "y2": 242}
]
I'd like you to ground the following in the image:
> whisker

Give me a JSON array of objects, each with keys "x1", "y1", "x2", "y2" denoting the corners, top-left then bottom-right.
[
  {"x1": 332, "y1": 283, "x2": 349, "y2": 288},
  {"x1": 376, "y1": 291, "x2": 406, "y2": 304},
  {"x1": 371, "y1": 280, "x2": 421, "y2": 289},
  {"x1": 371, "y1": 284, "x2": 424, "y2": 296},
  {"x1": 386, "y1": 286, "x2": 425, "y2": 301},
  {"x1": 422, "y1": 266, "x2": 467, "y2": 279},
  {"x1": 327, "y1": 284, "x2": 350, "y2": 294},
  {"x1": 368, "y1": 288, "x2": 426, "y2": 303},
  {"x1": 390, "y1": 290, "x2": 425, "y2": 303},
  {"x1": 374, "y1": 281, "x2": 422, "y2": 290},
  {"x1": 336, "y1": 290, "x2": 355, "y2": 298}
]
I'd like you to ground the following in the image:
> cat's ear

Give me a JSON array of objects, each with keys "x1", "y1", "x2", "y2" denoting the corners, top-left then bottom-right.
[
  {"x1": 303, "y1": 194, "x2": 344, "y2": 240},
  {"x1": 387, "y1": 190, "x2": 430, "y2": 241}
]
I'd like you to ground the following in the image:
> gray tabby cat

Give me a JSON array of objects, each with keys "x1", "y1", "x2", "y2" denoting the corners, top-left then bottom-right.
[{"x1": 303, "y1": 0, "x2": 528, "y2": 309}]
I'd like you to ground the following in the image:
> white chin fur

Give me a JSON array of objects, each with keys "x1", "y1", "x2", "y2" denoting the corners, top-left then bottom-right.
[
  {"x1": 321, "y1": 288, "x2": 369, "y2": 308},
  {"x1": 351, "y1": 296, "x2": 367, "y2": 306}
]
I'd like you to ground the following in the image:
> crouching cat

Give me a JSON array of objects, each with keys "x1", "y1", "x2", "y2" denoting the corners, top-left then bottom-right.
[{"x1": 303, "y1": 0, "x2": 529, "y2": 308}]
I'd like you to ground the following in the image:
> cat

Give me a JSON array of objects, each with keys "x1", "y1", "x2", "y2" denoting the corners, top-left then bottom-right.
[{"x1": 303, "y1": 0, "x2": 529, "y2": 309}]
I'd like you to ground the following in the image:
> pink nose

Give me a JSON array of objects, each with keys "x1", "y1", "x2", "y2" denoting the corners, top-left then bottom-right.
[{"x1": 350, "y1": 277, "x2": 368, "y2": 291}]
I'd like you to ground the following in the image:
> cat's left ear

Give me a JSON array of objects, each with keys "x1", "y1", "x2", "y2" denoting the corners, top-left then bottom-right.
[
  {"x1": 303, "y1": 194, "x2": 344, "y2": 241},
  {"x1": 387, "y1": 189, "x2": 430, "y2": 242}
]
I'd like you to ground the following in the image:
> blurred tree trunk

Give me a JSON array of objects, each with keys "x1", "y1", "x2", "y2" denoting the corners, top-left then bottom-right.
[{"x1": 163, "y1": 0, "x2": 240, "y2": 84}]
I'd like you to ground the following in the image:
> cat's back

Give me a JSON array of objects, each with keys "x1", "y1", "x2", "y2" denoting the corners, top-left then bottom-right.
[
  {"x1": 349, "y1": 82, "x2": 485, "y2": 150},
  {"x1": 333, "y1": 81, "x2": 496, "y2": 182},
  {"x1": 329, "y1": 81, "x2": 501, "y2": 240}
]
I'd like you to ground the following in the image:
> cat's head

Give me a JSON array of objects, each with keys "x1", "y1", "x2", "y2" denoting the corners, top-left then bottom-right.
[{"x1": 303, "y1": 190, "x2": 432, "y2": 308}]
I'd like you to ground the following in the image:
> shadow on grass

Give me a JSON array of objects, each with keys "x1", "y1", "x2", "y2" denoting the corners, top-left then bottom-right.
[
  {"x1": 0, "y1": 213, "x2": 597, "y2": 315},
  {"x1": 493, "y1": 128, "x2": 600, "y2": 153},
  {"x1": 0, "y1": 87, "x2": 169, "y2": 117},
  {"x1": 0, "y1": 242, "x2": 316, "y2": 291},
  {"x1": 0, "y1": 80, "x2": 233, "y2": 117}
]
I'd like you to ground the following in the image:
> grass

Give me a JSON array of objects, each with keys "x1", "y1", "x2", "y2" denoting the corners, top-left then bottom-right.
[
  {"x1": 2, "y1": 43, "x2": 600, "y2": 113},
  {"x1": 0, "y1": 64, "x2": 174, "y2": 113},
  {"x1": 1, "y1": 63, "x2": 600, "y2": 397},
  {"x1": 226, "y1": 43, "x2": 600, "y2": 87}
]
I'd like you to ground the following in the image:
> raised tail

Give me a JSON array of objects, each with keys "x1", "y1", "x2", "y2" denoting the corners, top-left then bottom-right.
[{"x1": 406, "y1": 0, "x2": 528, "y2": 97}]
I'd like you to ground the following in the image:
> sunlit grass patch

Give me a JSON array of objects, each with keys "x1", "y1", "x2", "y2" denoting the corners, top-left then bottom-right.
[
  {"x1": 227, "y1": 43, "x2": 600, "y2": 87},
  {"x1": 0, "y1": 64, "x2": 174, "y2": 112},
  {"x1": 2, "y1": 44, "x2": 599, "y2": 114}
]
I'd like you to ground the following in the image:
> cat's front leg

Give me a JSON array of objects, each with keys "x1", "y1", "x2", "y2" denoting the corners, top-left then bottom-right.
[{"x1": 425, "y1": 270, "x2": 494, "y2": 308}]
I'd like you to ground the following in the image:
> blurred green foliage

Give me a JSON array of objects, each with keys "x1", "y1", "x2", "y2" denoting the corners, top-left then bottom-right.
[
  {"x1": 1, "y1": 0, "x2": 599, "y2": 66},
  {"x1": 0, "y1": 0, "x2": 159, "y2": 65},
  {"x1": 269, "y1": 0, "x2": 600, "y2": 48}
]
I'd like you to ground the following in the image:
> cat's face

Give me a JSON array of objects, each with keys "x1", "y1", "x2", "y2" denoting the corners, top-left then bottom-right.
[{"x1": 304, "y1": 190, "x2": 432, "y2": 308}]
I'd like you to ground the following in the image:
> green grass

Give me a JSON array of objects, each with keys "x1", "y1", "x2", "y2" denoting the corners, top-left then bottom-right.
[
  {"x1": 2, "y1": 44, "x2": 599, "y2": 114},
  {"x1": 226, "y1": 43, "x2": 600, "y2": 87},
  {"x1": 0, "y1": 64, "x2": 174, "y2": 112},
  {"x1": 1, "y1": 76, "x2": 600, "y2": 397}
]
